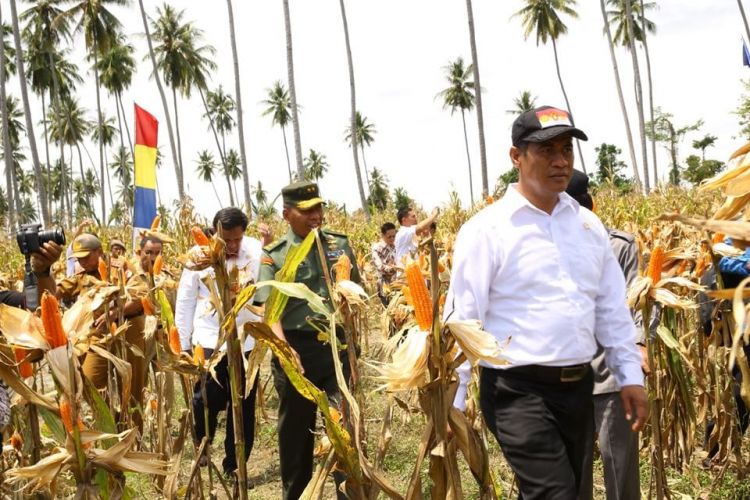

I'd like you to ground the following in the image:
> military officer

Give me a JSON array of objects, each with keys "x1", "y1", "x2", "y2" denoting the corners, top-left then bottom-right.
[{"x1": 255, "y1": 180, "x2": 360, "y2": 500}]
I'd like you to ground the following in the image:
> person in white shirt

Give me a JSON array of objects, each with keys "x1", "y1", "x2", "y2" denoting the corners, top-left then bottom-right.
[
  {"x1": 175, "y1": 207, "x2": 268, "y2": 478},
  {"x1": 394, "y1": 206, "x2": 439, "y2": 266},
  {"x1": 447, "y1": 106, "x2": 648, "y2": 499}
]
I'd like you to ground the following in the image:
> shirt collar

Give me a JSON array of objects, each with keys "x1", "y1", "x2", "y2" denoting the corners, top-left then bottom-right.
[{"x1": 502, "y1": 184, "x2": 577, "y2": 216}]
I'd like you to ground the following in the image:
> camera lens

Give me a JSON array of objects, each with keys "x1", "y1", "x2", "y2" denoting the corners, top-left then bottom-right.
[{"x1": 39, "y1": 228, "x2": 66, "y2": 247}]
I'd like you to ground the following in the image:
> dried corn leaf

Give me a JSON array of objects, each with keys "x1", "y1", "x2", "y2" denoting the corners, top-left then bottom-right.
[
  {"x1": 0, "y1": 362, "x2": 58, "y2": 411},
  {"x1": 47, "y1": 345, "x2": 83, "y2": 398},
  {"x1": 5, "y1": 447, "x2": 71, "y2": 492},
  {"x1": 729, "y1": 141, "x2": 750, "y2": 161},
  {"x1": 88, "y1": 429, "x2": 170, "y2": 475},
  {"x1": 0, "y1": 303, "x2": 49, "y2": 349},
  {"x1": 700, "y1": 153, "x2": 750, "y2": 191},
  {"x1": 447, "y1": 320, "x2": 509, "y2": 366},
  {"x1": 62, "y1": 294, "x2": 95, "y2": 342}
]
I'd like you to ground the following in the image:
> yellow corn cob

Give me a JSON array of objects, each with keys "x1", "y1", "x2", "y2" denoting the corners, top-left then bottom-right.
[
  {"x1": 41, "y1": 292, "x2": 67, "y2": 348},
  {"x1": 405, "y1": 261, "x2": 433, "y2": 331},
  {"x1": 152, "y1": 254, "x2": 163, "y2": 275},
  {"x1": 168, "y1": 326, "x2": 181, "y2": 355},
  {"x1": 98, "y1": 257, "x2": 108, "y2": 282},
  {"x1": 711, "y1": 232, "x2": 725, "y2": 244},
  {"x1": 334, "y1": 254, "x2": 351, "y2": 284},
  {"x1": 193, "y1": 343, "x2": 205, "y2": 365},
  {"x1": 676, "y1": 260, "x2": 688, "y2": 275},
  {"x1": 150, "y1": 215, "x2": 161, "y2": 231},
  {"x1": 13, "y1": 347, "x2": 33, "y2": 378},
  {"x1": 191, "y1": 226, "x2": 210, "y2": 246},
  {"x1": 694, "y1": 256, "x2": 707, "y2": 278},
  {"x1": 10, "y1": 431, "x2": 23, "y2": 451},
  {"x1": 647, "y1": 246, "x2": 664, "y2": 284},
  {"x1": 141, "y1": 296, "x2": 155, "y2": 316},
  {"x1": 59, "y1": 396, "x2": 84, "y2": 435}
]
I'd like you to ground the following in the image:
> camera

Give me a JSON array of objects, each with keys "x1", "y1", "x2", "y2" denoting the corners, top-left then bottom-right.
[{"x1": 16, "y1": 223, "x2": 66, "y2": 255}]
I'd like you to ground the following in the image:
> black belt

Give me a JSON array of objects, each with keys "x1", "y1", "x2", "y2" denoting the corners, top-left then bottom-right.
[{"x1": 499, "y1": 363, "x2": 590, "y2": 383}]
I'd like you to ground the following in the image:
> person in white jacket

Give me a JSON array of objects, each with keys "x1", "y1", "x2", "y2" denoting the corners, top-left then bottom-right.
[{"x1": 175, "y1": 207, "x2": 270, "y2": 478}]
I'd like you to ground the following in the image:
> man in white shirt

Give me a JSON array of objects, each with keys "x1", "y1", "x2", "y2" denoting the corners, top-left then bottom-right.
[
  {"x1": 447, "y1": 106, "x2": 648, "y2": 499},
  {"x1": 394, "y1": 206, "x2": 439, "y2": 266},
  {"x1": 175, "y1": 207, "x2": 266, "y2": 478}
]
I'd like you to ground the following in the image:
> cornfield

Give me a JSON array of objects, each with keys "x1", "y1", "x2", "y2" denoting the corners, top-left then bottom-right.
[{"x1": 2, "y1": 154, "x2": 750, "y2": 498}]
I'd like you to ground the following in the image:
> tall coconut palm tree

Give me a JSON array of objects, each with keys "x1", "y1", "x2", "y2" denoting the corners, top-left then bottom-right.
[
  {"x1": 344, "y1": 111, "x2": 376, "y2": 188},
  {"x1": 607, "y1": 0, "x2": 656, "y2": 189},
  {"x1": 225, "y1": 148, "x2": 241, "y2": 205},
  {"x1": 138, "y1": 0, "x2": 181, "y2": 199},
  {"x1": 204, "y1": 85, "x2": 235, "y2": 165},
  {"x1": 225, "y1": 0, "x2": 251, "y2": 213},
  {"x1": 47, "y1": 95, "x2": 92, "y2": 209},
  {"x1": 506, "y1": 90, "x2": 538, "y2": 115},
  {"x1": 195, "y1": 149, "x2": 222, "y2": 206},
  {"x1": 514, "y1": 0, "x2": 587, "y2": 174},
  {"x1": 91, "y1": 113, "x2": 117, "y2": 208},
  {"x1": 339, "y1": 0, "x2": 368, "y2": 218},
  {"x1": 150, "y1": 3, "x2": 216, "y2": 191},
  {"x1": 282, "y1": 0, "x2": 304, "y2": 179},
  {"x1": 21, "y1": 0, "x2": 76, "y2": 220},
  {"x1": 0, "y1": 16, "x2": 16, "y2": 229},
  {"x1": 599, "y1": 0, "x2": 641, "y2": 188},
  {"x1": 303, "y1": 149, "x2": 328, "y2": 182},
  {"x1": 465, "y1": 0, "x2": 488, "y2": 195},
  {"x1": 109, "y1": 146, "x2": 132, "y2": 208},
  {"x1": 97, "y1": 33, "x2": 135, "y2": 157},
  {"x1": 10, "y1": 0, "x2": 50, "y2": 225},
  {"x1": 438, "y1": 57, "x2": 476, "y2": 205},
  {"x1": 57, "y1": 0, "x2": 125, "y2": 225},
  {"x1": 0, "y1": 94, "x2": 24, "y2": 218},
  {"x1": 639, "y1": 0, "x2": 657, "y2": 190},
  {"x1": 262, "y1": 81, "x2": 294, "y2": 181}
]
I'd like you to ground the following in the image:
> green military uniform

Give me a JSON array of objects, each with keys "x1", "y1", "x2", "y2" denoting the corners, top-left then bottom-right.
[{"x1": 256, "y1": 181, "x2": 360, "y2": 500}]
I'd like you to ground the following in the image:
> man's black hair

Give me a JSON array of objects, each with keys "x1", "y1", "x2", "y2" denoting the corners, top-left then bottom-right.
[
  {"x1": 212, "y1": 207, "x2": 248, "y2": 232},
  {"x1": 396, "y1": 207, "x2": 412, "y2": 225},
  {"x1": 140, "y1": 235, "x2": 163, "y2": 249},
  {"x1": 380, "y1": 222, "x2": 396, "y2": 234}
]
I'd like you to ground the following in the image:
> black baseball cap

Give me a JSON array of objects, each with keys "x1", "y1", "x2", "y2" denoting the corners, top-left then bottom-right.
[{"x1": 512, "y1": 105, "x2": 588, "y2": 147}]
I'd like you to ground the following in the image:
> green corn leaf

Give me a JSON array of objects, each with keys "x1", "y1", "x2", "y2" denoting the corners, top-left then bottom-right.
[{"x1": 262, "y1": 231, "x2": 316, "y2": 325}]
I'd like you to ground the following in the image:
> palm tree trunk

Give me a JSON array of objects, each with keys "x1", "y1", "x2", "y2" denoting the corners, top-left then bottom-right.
[
  {"x1": 9, "y1": 0, "x2": 49, "y2": 225},
  {"x1": 338, "y1": 0, "x2": 369, "y2": 218},
  {"x1": 282, "y1": 0, "x2": 304, "y2": 179},
  {"x1": 91, "y1": 35, "x2": 106, "y2": 226},
  {"x1": 210, "y1": 180, "x2": 222, "y2": 206},
  {"x1": 226, "y1": 0, "x2": 252, "y2": 215},
  {"x1": 224, "y1": 172, "x2": 235, "y2": 206},
  {"x1": 623, "y1": 0, "x2": 650, "y2": 191},
  {"x1": 0, "y1": 3, "x2": 14, "y2": 230},
  {"x1": 47, "y1": 47, "x2": 67, "y2": 225},
  {"x1": 600, "y1": 0, "x2": 641, "y2": 187},
  {"x1": 360, "y1": 144, "x2": 370, "y2": 189},
  {"x1": 171, "y1": 87, "x2": 184, "y2": 176},
  {"x1": 461, "y1": 109, "x2": 475, "y2": 206},
  {"x1": 550, "y1": 36, "x2": 587, "y2": 174},
  {"x1": 281, "y1": 126, "x2": 292, "y2": 181},
  {"x1": 138, "y1": 0, "x2": 184, "y2": 199},
  {"x1": 465, "y1": 0, "x2": 488, "y2": 195},
  {"x1": 640, "y1": 0, "x2": 658, "y2": 185},
  {"x1": 739, "y1": 0, "x2": 750, "y2": 45},
  {"x1": 11, "y1": 163, "x2": 21, "y2": 217},
  {"x1": 117, "y1": 93, "x2": 134, "y2": 157},
  {"x1": 40, "y1": 93, "x2": 52, "y2": 202}
]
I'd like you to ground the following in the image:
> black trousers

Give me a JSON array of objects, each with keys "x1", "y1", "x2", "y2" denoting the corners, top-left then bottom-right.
[
  {"x1": 272, "y1": 329, "x2": 350, "y2": 500},
  {"x1": 480, "y1": 365, "x2": 594, "y2": 500},
  {"x1": 192, "y1": 348, "x2": 258, "y2": 475}
]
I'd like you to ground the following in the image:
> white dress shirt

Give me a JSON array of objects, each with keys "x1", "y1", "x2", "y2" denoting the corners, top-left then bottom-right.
[
  {"x1": 447, "y1": 185, "x2": 643, "y2": 408},
  {"x1": 175, "y1": 236, "x2": 262, "y2": 353},
  {"x1": 395, "y1": 225, "x2": 417, "y2": 265}
]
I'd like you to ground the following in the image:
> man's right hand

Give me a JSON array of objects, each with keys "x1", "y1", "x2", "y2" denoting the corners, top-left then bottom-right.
[{"x1": 31, "y1": 241, "x2": 63, "y2": 275}]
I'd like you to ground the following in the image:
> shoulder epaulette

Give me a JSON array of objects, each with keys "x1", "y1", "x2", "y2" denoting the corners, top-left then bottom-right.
[
  {"x1": 322, "y1": 229, "x2": 348, "y2": 239},
  {"x1": 264, "y1": 238, "x2": 287, "y2": 252}
]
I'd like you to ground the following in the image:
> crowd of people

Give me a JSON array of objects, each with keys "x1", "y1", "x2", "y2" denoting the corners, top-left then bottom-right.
[{"x1": 3, "y1": 104, "x2": 749, "y2": 499}]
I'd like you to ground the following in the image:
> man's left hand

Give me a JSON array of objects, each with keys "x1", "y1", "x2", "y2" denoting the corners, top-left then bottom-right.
[
  {"x1": 31, "y1": 242, "x2": 63, "y2": 274},
  {"x1": 620, "y1": 385, "x2": 649, "y2": 432},
  {"x1": 258, "y1": 223, "x2": 273, "y2": 246}
]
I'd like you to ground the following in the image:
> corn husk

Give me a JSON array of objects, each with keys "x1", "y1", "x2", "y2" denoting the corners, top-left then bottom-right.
[{"x1": 446, "y1": 319, "x2": 509, "y2": 366}]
